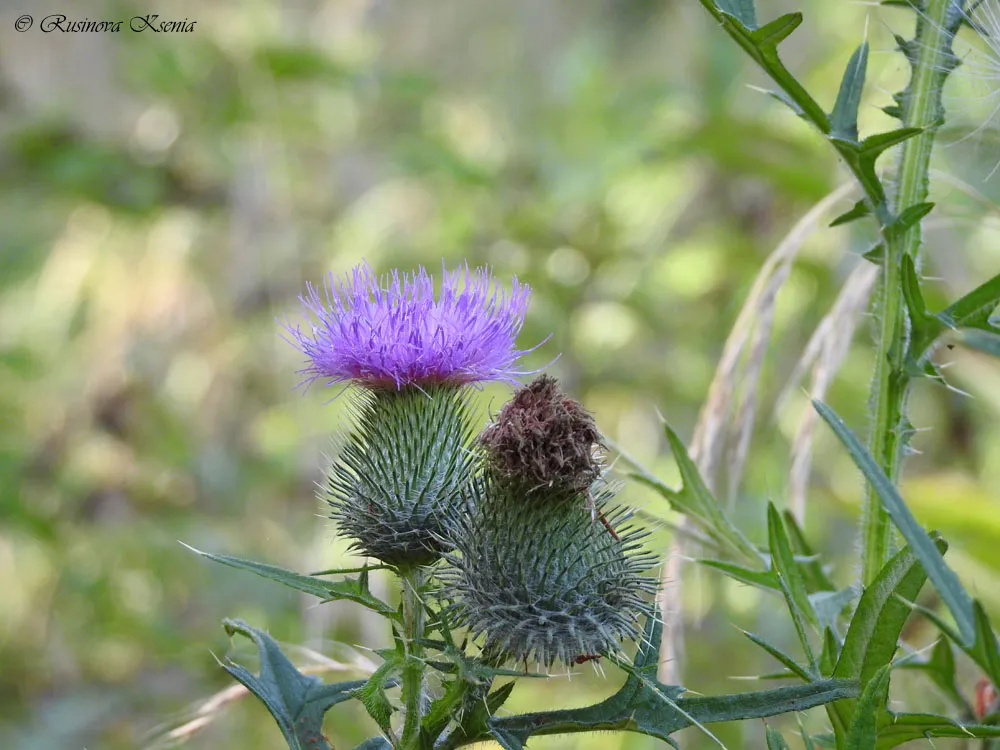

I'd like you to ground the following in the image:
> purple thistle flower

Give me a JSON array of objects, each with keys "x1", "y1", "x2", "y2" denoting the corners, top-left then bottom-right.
[{"x1": 284, "y1": 261, "x2": 542, "y2": 390}]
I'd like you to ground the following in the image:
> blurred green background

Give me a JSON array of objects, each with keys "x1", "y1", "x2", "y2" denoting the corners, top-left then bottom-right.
[{"x1": 4, "y1": 0, "x2": 1000, "y2": 747}]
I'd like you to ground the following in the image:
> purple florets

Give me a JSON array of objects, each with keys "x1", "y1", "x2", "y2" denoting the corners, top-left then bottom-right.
[{"x1": 284, "y1": 261, "x2": 539, "y2": 390}]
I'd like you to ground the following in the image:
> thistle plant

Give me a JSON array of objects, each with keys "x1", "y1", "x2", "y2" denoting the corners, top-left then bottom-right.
[{"x1": 181, "y1": 1, "x2": 1000, "y2": 746}]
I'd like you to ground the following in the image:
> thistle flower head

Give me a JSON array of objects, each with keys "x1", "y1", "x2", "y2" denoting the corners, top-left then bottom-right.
[
  {"x1": 284, "y1": 262, "x2": 537, "y2": 390},
  {"x1": 479, "y1": 375, "x2": 603, "y2": 493}
]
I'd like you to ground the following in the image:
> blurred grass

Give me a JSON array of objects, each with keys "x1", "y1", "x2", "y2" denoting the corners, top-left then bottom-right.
[{"x1": 2, "y1": 0, "x2": 1000, "y2": 748}]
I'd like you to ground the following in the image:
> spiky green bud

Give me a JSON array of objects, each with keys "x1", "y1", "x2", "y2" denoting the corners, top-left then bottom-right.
[
  {"x1": 327, "y1": 386, "x2": 476, "y2": 567},
  {"x1": 442, "y1": 377, "x2": 656, "y2": 667},
  {"x1": 443, "y1": 480, "x2": 656, "y2": 667}
]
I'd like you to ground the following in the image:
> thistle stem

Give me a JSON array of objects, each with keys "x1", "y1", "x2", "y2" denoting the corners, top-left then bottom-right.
[
  {"x1": 862, "y1": 0, "x2": 961, "y2": 585},
  {"x1": 399, "y1": 566, "x2": 428, "y2": 749}
]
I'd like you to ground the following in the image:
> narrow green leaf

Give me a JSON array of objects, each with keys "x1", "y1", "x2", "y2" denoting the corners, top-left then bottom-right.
[
  {"x1": 421, "y1": 678, "x2": 468, "y2": 742},
  {"x1": 762, "y1": 87, "x2": 807, "y2": 118},
  {"x1": 715, "y1": 0, "x2": 758, "y2": 27},
  {"x1": 742, "y1": 630, "x2": 812, "y2": 681},
  {"x1": 353, "y1": 658, "x2": 400, "y2": 736},
  {"x1": 699, "y1": 2, "x2": 829, "y2": 131},
  {"x1": 835, "y1": 542, "x2": 938, "y2": 686},
  {"x1": 221, "y1": 619, "x2": 367, "y2": 750},
  {"x1": 820, "y1": 628, "x2": 840, "y2": 679},
  {"x1": 901, "y1": 254, "x2": 946, "y2": 359},
  {"x1": 783, "y1": 511, "x2": 836, "y2": 592},
  {"x1": 766, "y1": 725, "x2": 792, "y2": 749},
  {"x1": 184, "y1": 545, "x2": 399, "y2": 621},
  {"x1": 813, "y1": 400, "x2": 976, "y2": 645},
  {"x1": 831, "y1": 43, "x2": 869, "y2": 141},
  {"x1": 862, "y1": 242, "x2": 885, "y2": 264},
  {"x1": 884, "y1": 202, "x2": 935, "y2": 241},
  {"x1": 845, "y1": 665, "x2": 891, "y2": 750},
  {"x1": 700, "y1": 559, "x2": 778, "y2": 590},
  {"x1": 751, "y1": 13, "x2": 802, "y2": 45},
  {"x1": 972, "y1": 601, "x2": 1000, "y2": 688},
  {"x1": 859, "y1": 127, "x2": 923, "y2": 156},
  {"x1": 633, "y1": 423, "x2": 759, "y2": 562},
  {"x1": 830, "y1": 200, "x2": 872, "y2": 228},
  {"x1": 309, "y1": 564, "x2": 391, "y2": 576},
  {"x1": 767, "y1": 504, "x2": 818, "y2": 669},
  {"x1": 938, "y1": 269, "x2": 1000, "y2": 333},
  {"x1": 896, "y1": 638, "x2": 969, "y2": 713},
  {"x1": 874, "y1": 713, "x2": 1000, "y2": 749}
]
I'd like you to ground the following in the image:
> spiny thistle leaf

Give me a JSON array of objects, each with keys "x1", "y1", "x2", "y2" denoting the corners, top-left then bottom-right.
[
  {"x1": 632, "y1": 421, "x2": 759, "y2": 561},
  {"x1": 353, "y1": 658, "x2": 401, "y2": 736},
  {"x1": 700, "y1": 559, "x2": 778, "y2": 591},
  {"x1": 830, "y1": 199, "x2": 872, "y2": 228},
  {"x1": 900, "y1": 254, "x2": 946, "y2": 362},
  {"x1": 873, "y1": 713, "x2": 1000, "y2": 749},
  {"x1": 884, "y1": 202, "x2": 935, "y2": 242},
  {"x1": 482, "y1": 618, "x2": 857, "y2": 749},
  {"x1": 766, "y1": 725, "x2": 792, "y2": 750},
  {"x1": 896, "y1": 638, "x2": 969, "y2": 713},
  {"x1": 938, "y1": 269, "x2": 1000, "y2": 335},
  {"x1": 699, "y1": 1, "x2": 828, "y2": 129},
  {"x1": 828, "y1": 542, "x2": 940, "y2": 745},
  {"x1": 220, "y1": 619, "x2": 368, "y2": 750},
  {"x1": 183, "y1": 545, "x2": 398, "y2": 620},
  {"x1": 328, "y1": 386, "x2": 477, "y2": 566},
  {"x1": 741, "y1": 629, "x2": 812, "y2": 681},
  {"x1": 767, "y1": 504, "x2": 819, "y2": 672},
  {"x1": 815, "y1": 400, "x2": 1000, "y2": 691},
  {"x1": 831, "y1": 43, "x2": 869, "y2": 142},
  {"x1": 845, "y1": 665, "x2": 891, "y2": 750}
]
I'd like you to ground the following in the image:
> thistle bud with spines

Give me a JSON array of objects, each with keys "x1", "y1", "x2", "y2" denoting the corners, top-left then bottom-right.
[{"x1": 442, "y1": 376, "x2": 657, "y2": 667}]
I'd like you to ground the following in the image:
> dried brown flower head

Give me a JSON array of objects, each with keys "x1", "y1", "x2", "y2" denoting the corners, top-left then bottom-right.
[{"x1": 479, "y1": 375, "x2": 603, "y2": 493}]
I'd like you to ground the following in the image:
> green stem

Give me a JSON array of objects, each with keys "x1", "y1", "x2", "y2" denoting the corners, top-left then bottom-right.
[
  {"x1": 862, "y1": 0, "x2": 961, "y2": 585},
  {"x1": 399, "y1": 566, "x2": 428, "y2": 749}
]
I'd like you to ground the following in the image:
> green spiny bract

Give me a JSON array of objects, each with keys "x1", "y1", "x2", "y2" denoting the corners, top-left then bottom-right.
[
  {"x1": 326, "y1": 386, "x2": 476, "y2": 567},
  {"x1": 443, "y1": 376, "x2": 656, "y2": 667},
  {"x1": 442, "y1": 479, "x2": 657, "y2": 667}
]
